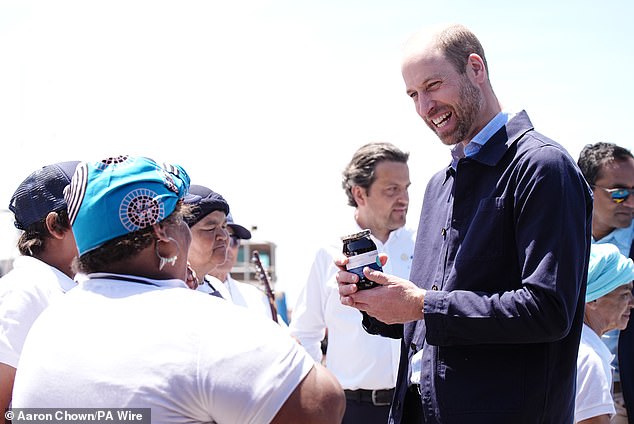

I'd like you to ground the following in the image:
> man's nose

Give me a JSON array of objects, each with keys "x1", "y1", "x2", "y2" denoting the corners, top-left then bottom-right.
[{"x1": 416, "y1": 94, "x2": 434, "y2": 118}]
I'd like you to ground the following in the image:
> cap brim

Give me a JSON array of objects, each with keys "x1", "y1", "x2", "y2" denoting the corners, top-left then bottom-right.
[{"x1": 228, "y1": 223, "x2": 251, "y2": 239}]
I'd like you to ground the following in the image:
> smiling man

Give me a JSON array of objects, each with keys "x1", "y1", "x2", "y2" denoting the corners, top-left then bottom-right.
[{"x1": 337, "y1": 24, "x2": 593, "y2": 424}]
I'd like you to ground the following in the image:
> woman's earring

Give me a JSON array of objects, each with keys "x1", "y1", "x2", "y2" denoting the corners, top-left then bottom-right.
[{"x1": 155, "y1": 238, "x2": 178, "y2": 271}]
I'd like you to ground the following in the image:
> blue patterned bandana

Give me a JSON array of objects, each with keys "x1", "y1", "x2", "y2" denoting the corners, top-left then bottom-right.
[{"x1": 64, "y1": 155, "x2": 191, "y2": 255}]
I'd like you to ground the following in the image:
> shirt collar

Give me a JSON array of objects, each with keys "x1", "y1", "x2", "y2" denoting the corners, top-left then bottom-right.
[
  {"x1": 450, "y1": 111, "x2": 514, "y2": 169},
  {"x1": 86, "y1": 272, "x2": 188, "y2": 288},
  {"x1": 351, "y1": 216, "x2": 405, "y2": 248},
  {"x1": 593, "y1": 220, "x2": 634, "y2": 257}
]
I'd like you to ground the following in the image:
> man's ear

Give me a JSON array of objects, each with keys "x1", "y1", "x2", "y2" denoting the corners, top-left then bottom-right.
[
  {"x1": 466, "y1": 53, "x2": 487, "y2": 84},
  {"x1": 352, "y1": 185, "x2": 367, "y2": 206},
  {"x1": 45, "y1": 212, "x2": 66, "y2": 240}
]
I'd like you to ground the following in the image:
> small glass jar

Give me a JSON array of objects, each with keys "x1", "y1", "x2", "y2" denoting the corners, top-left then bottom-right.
[{"x1": 341, "y1": 229, "x2": 382, "y2": 290}]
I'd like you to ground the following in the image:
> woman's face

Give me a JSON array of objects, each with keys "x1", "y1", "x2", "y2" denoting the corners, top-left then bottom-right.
[
  {"x1": 187, "y1": 210, "x2": 228, "y2": 278},
  {"x1": 594, "y1": 282, "x2": 634, "y2": 333}
]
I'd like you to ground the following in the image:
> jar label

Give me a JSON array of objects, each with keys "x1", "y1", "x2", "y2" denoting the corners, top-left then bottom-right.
[{"x1": 346, "y1": 250, "x2": 380, "y2": 270}]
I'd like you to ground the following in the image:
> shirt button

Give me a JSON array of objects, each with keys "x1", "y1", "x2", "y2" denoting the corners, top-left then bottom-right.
[{"x1": 431, "y1": 285, "x2": 438, "y2": 291}]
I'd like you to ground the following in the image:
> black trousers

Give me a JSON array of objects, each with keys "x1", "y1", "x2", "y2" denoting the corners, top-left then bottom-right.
[{"x1": 342, "y1": 399, "x2": 391, "y2": 424}]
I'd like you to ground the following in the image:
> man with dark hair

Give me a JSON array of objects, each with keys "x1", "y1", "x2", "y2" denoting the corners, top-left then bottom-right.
[
  {"x1": 0, "y1": 161, "x2": 79, "y2": 421},
  {"x1": 578, "y1": 141, "x2": 634, "y2": 423},
  {"x1": 290, "y1": 142, "x2": 416, "y2": 424},
  {"x1": 337, "y1": 24, "x2": 592, "y2": 423}
]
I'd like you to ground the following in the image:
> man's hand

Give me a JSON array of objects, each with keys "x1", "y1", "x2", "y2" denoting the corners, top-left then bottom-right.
[{"x1": 335, "y1": 254, "x2": 425, "y2": 324}]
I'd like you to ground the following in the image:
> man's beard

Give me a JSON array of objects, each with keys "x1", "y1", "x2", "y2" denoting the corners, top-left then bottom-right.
[{"x1": 434, "y1": 77, "x2": 483, "y2": 145}]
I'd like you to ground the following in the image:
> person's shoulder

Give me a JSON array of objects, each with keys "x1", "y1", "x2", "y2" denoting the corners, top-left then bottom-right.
[
  {"x1": 578, "y1": 335, "x2": 602, "y2": 362},
  {"x1": 233, "y1": 280, "x2": 265, "y2": 298},
  {"x1": 516, "y1": 132, "x2": 570, "y2": 161},
  {"x1": 0, "y1": 257, "x2": 65, "y2": 297},
  {"x1": 306, "y1": 237, "x2": 344, "y2": 264},
  {"x1": 160, "y1": 283, "x2": 248, "y2": 319},
  {"x1": 504, "y1": 111, "x2": 564, "y2": 152},
  {"x1": 512, "y1": 133, "x2": 586, "y2": 189},
  {"x1": 578, "y1": 326, "x2": 610, "y2": 367}
]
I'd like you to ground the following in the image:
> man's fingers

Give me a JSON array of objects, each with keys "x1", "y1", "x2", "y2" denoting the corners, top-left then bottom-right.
[
  {"x1": 338, "y1": 276, "x2": 359, "y2": 296},
  {"x1": 334, "y1": 255, "x2": 349, "y2": 271},
  {"x1": 340, "y1": 295, "x2": 355, "y2": 307},
  {"x1": 363, "y1": 267, "x2": 389, "y2": 286}
]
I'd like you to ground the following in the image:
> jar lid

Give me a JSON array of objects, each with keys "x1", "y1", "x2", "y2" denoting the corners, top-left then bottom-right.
[{"x1": 341, "y1": 228, "x2": 372, "y2": 242}]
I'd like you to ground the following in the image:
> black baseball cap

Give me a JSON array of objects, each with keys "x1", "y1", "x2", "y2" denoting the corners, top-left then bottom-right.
[
  {"x1": 9, "y1": 161, "x2": 80, "y2": 230},
  {"x1": 227, "y1": 213, "x2": 251, "y2": 240},
  {"x1": 184, "y1": 184, "x2": 230, "y2": 227}
]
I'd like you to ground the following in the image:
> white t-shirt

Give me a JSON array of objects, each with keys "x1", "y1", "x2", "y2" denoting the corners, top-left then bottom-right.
[
  {"x1": 575, "y1": 324, "x2": 616, "y2": 422},
  {"x1": 289, "y1": 224, "x2": 415, "y2": 390},
  {"x1": 12, "y1": 273, "x2": 314, "y2": 424},
  {"x1": 0, "y1": 256, "x2": 76, "y2": 367}
]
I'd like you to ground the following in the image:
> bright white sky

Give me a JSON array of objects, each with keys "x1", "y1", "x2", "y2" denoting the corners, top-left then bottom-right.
[{"x1": 1, "y1": 0, "x2": 633, "y2": 305}]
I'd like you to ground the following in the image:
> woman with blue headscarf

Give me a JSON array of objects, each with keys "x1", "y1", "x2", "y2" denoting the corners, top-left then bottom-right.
[
  {"x1": 11, "y1": 155, "x2": 345, "y2": 423},
  {"x1": 576, "y1": 243, "x2": 634, "y2": 423}
]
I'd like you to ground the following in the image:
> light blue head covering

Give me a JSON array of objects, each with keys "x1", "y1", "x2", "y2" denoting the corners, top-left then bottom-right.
[
  {"x1": 64, "y1": 155, "x2": 191, "y2": 255},
  {"x1": 586, "y1": 243, "x2": 634, "y2": 302}
]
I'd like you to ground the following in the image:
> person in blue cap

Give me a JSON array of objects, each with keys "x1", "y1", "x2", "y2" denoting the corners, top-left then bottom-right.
[
  {"x1": 576, "y1": 243, "x2": 634, "y2": 423},
  {"x1": 11, "y1": 155, "x2": 345, "y2": 423},
  {"x1": 0, "y1": 160, "x2": 79, "y2": 420}
]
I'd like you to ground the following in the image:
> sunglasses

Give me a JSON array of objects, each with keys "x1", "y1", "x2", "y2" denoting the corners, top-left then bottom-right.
[
  {"x1": 593, "y1": 186, "x2": 634, "y2": 204},
  {"x1": 229, "y1": 235, "x2": 241, "y2": 248}
]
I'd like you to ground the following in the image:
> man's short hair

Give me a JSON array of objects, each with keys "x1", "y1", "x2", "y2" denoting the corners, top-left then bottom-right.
[
  {"x1": 433, "y1": 24, "x2": 488, "y2": 76},
  {"x1": 342, "y1": 142, "x2": 409, "y2": 207},
  {"x1": 577, "y1": 142, "x2": 634, "y2": 186}
]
